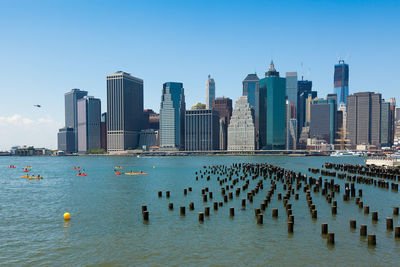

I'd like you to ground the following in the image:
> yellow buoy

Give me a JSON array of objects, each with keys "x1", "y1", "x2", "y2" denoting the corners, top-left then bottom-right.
[{"x1": 64, "y1": 212, "x2": 71, "y2": 220}]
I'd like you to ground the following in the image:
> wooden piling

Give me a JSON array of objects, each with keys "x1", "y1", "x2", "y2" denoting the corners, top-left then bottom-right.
[
  {"x1": 143, "y1": 211, "x2": 149, "y2": 221},
  {"x1": 230, "y1": 207, "x2": 235, "y2": 217},
  {"x1": 350, "y1": 220, "x2": 356, "y2": 229},
  {"x1": 368, "y1": 234, "x2": 376, "y2": 246},
  {"x1": 364, "y1": 206, "x2": 369, "y2": 214},
  {"x1": 288, "y1": 222, "x2": 294, "y2": 233},
  {"x1": 360, "y1": 224, "x2": 367, "y2": 236},
  {"x1": 386, "y1": 217, "x2": 393, "y2": 230},
  {"x1": 168, "y1": 203, "x2": 173, "y2": 210},
  {"x1": 327, "y1": 233, "x2": 335, "y2": 245},
  {"x1": 321, "y1": 223, "x2": 328, "y2": 235},
  {"x1": 372, "y1": 211, "x2": 378, "y2": 221},
  {"x1": 272, "y1": 208, "x2": 278, "y2": 217},
  {"x1": 198, "y1": 212, "x2": 204, "y2": 222}
]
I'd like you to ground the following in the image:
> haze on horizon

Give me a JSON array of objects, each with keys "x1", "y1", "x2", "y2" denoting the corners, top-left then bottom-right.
[{"x1": 0, "y1": 0, "x2": 399, "y2": 150}]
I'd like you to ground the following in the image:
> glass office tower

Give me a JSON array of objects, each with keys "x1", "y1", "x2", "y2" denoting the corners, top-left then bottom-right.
[{"x1": 334, "y1": 60, "x2": 349, "y2": 107}]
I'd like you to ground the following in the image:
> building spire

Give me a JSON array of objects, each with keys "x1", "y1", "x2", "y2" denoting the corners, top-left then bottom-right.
[
  {"x1": 265, "y1": 60, "x2": 279, "y2": 77},
  {"x1": 269, "y1": 60, "x2": 276, "y2": 72}
]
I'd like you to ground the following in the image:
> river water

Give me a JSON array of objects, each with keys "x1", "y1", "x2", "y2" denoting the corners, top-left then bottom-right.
[{"x1": 0, "y1": 156, "x2": 399, "y2": 266}]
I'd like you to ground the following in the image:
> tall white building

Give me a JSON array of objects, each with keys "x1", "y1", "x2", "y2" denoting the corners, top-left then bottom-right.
[
  {"x1": 227, "y1": 96, "x2": 255, "y2": 151},
  {"x1": 206, "y1": 75, "x2": 215, "y2": 109}
]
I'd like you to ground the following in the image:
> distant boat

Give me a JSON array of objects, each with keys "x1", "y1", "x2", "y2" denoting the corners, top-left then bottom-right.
[{"x1": 330, "y1": 150, "x2": 361, "y2": 157}]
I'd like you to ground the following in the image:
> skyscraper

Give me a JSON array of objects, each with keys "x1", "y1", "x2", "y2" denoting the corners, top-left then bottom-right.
[
  {"x1": 286, "y1": 100, "x2": 297, "y2": 150},
  {"x1": 160, "y1": 82, "x2": 186, "y2": 150},
  {"x1": 242, "y1": 73, "x2": 260, "y2": 143},
  {"x1": 184, "y1": 109, "x2": 219, "y2": 151},
  {"x1": 285, "y1": 72, "x2": 298, "y2": 111},
  {"x1": 57, "y1": 127, "x2": 75, "y2": 154},
  {"x1": 101, "y1": 112, "x2": 107, "y2": 151},
  {"x1": 334, "y1": 60, "x2": 349, "y2": 107},
  {"x1": 347, "y1": 92, "x2": 381, "y2": 147},
  {"x1": 228, "y1": 96, "x2": 255, "y2": 151},
  {"x1": 206, "y1": 75, "x2": 215, "y2": 109},
  {"x1": 63, "y1": 88, "x2": 88, "y2": 152},
  {"x1": 309, "y1": 98, "x2": 336, "y2": 144},
  {"x1": 381, "y1": 100, "x2": 394, "y2": 147},
  {"x1": 212, "y1": 97, "x2": 232, "y2": 150},
  {"x1": 297, "y1": 79, "x2": 316, "y2": 139},
  {"x1": 77, "y1": 96, "x2": 101, "y2": 153},
  {"x1": 259, "y1": 61, "x2": 286, "y2": 150},
  {"x1": 106, "y1": 71, "x2": 143, "y2": 152}
]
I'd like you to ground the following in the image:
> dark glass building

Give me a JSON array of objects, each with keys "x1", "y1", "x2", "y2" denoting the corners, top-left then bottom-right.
[
  {"x1": 184, "y1": 109, "x2": 219, "y2": 151},
  {"x1": 101, "y1": 112, "x2": 107, "y2": 151},
  {"x1": 334, "y1": 60, "x2": 349, "y2": 107},
  {"x1": 57, "y1": 127, "x2": 75, "y2": 154},
  {"x1": 106, "y1": 71, "x2": 143, "y2": 151},
  {"x1": 297, "y1": 79, "x2": 317, "y2": 139},
  {"x1": 160, "y1": 82, "x2": 185, "y2": 150},
  {"x1": 309, "y1": 98, "x2": 337, "y2": 144},
  {"x1": 259, "y1": 61, "x2": 286, "y2": 150}
]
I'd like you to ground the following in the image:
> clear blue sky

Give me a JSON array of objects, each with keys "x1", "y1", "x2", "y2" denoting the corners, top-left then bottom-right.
[{"x1": 0, "y1": 0, "x2": 399, "y2": 150}]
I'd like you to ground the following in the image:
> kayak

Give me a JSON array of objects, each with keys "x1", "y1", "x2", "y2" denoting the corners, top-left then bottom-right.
[
  {"x1": 20, "y1": 176, "x2": 30, "y2": 179},
  {"x1": 25, "y1": 166, "x2": 32, "y2": 168},
  {"x1": 124, "y1": 172, "x2": 149, "y2": 175},
  {"x1": 29, "y1": 177, "x2": 43, "y2": 180},
  {"x1": 77, "y1": 173, "x2": 87, "y2": 176},
  {"x1": 72, "y1": 167, "x2": 81, "y2": 170},
  {"x1": 115, "y1": 172, "x2": 121, "y2": 175},
  {"x1": 115, "y1": 166, "x2": 126, "y2": 169},
  {"x1": 9, "y1": 166, "x2": 16, "y2": 168},
  {"x1": 24, "y1": 169, "x2": 31, "y2": 172}
]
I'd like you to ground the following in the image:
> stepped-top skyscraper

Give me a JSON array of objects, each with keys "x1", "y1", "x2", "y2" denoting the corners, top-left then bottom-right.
[
  {"x1": 259, "y1": 61, "x2": 286, "y2": 150},
  {"x1": 228, "y1": 96, "x2": 255, "y2": 151},
  {"x1": 106, "y1": 71, "x2": 143, "y2": 152},
  {"x1": 334, "y1": 60, "x2": 349, "y2": 107},
  {"x1": 160, "y1": 82, "x2": 186, "y2": 150},
  {"x1": 206, "y1": 75, "x2": 215, "y2": 109}
]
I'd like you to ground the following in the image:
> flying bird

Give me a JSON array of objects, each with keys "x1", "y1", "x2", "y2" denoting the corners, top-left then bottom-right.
[{"x1": 34, "y1": 105, "x2": 41, "y2": 108}]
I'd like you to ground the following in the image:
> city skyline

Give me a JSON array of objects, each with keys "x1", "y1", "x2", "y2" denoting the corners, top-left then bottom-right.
[{"x1": 1, "y1": 0, "x2": 400, "y2": 150}]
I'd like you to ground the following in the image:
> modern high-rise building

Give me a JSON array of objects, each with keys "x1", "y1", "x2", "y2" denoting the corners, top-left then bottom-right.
[
  {"x1": 106, "y1": 71, "x2": 143, "y2": 151},
  {"x1": 184, "y1": 109, "x2": 219, "y2": 151},
  {"x1": 206, "y1": 75, "x2": 215, "y2": 109},
  {"x1": 259, "y1": 61, "x2": 286, "y2": 150},
  {"x1": 286, "y1": 72, "x2": 298, "y2": 111},
  {"x1": 297, "y1": 79, "x2": 316, "y2": 139},
  {"x1": 143, "y1": 109, "x2": 160, "y2": 130},
  {"x1": 334, "y1": 60, "x2": 349, "y2": 107},
  {"x1": 227, "y1": 96, "x2": 255, "y2": 151},
  {"x1": 381, "y1": 101, "x2": 394, "y2": 147},
  {"x1": 309, "y1": 98, "x2": 337, "y2": 144},
  {"x1": 347, "y1": 92, "x2": 381, "y2": 147},
  {"x1": 77, "y1": 96, "x2": 101, "y2": 153},
  {"x1": 286, "y1": 100, "x2": 297, "y2": 150},
  {"x1": 63, "y1": 88, "x2": 88, "y2": 152},
  {"x1": 212, "y1": 97, "x2": 232, "y2": 150},
  {"x1": 160, "y1": 82, "x2": 186, "y2": 150},
  {"x1": 57, "y1": 127, "x2": 75, "y2": 154},
  {"x1": 242, "y1": 73, "x2": 260, "y2": 143},
  {"x1": 101, "y1": 112, "x2": 107, "y2": 151}
]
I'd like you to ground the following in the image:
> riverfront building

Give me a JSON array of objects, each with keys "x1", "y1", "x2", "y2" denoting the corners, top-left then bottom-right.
[
  {"x1": 77, "y1": 96, "x2": 101, "y2": 153},
  {"x1": 206, "y1": 75, "x2": 215, "y2": 109},
  {"x1": 309, "y1": 98, "x2": 337, "y2": 144},
  {"x1": 106, "y1": 71, "x2": 143, "y2": 151},
  {"x1": 227, "y1": 96, "x2": 255, "y2": 151},
  {"x1": 57, "y1": 127, "x2": 75, "y2": 154},
  {"x1": 184, "y1": 109, "x2": 219, "y2": 151},
  {"x1": 212, "y1": 97, "x2": 232, "y2": 150},
  {"x1": 286, "y1": 72, "x2": 298, "y2": 112},
  {"x1": 242, "y1": 73, "x2": 260, "y2": 143},
  {"x1": 347, "y1": 92, "x2": 381, "y2": 147},
  {"x1": 101, "y1": 112, "x2": 107, "y2": 151},
  {"x1": 160, "y1": 82, "x2": 186, "y2": 150},
  {"x1": 259, "y1": 61, "x2": 286, "y2": 150},
  {"x1": 334, "y1": 60, "x2": 349, "y2": 107},
  {"x1": 297, "y1": 79, "x2": 316, "y2": 139},
  {"x1": 62, "y1": 88, "x2": 88, "y2": 152}
]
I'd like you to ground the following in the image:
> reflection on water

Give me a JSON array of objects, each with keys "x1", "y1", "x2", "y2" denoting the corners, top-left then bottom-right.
[{"x1": 0, "y1": 156, "x2": 399, "y2": 265}]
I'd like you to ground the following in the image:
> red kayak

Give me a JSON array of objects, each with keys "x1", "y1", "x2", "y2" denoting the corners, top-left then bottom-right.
[
  {"x1": 24, "y1": 169, "x2": 30, "y2": 172},
  {"x1": 9, "y1": 165, "x2": 16, "y2": 169},
  {"x1": 77, "y1": 173, "x2": 87, "y2": 176}
]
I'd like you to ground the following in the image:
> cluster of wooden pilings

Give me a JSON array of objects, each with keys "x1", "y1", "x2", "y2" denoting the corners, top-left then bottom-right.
[{"x1": 142, "y1": 161, "x2": 400, "y2": 248}]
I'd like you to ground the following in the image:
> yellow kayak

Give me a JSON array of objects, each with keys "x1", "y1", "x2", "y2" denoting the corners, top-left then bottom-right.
[
  {"x1": 29, "y1": 177, "x2": 43, "y2": 180},
  {"x1": 124, "y1": 172, "x2": 149, "y2": 175},
  {"x1": 20, "y1": 176, "x2": 30, "y2": 179}
]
